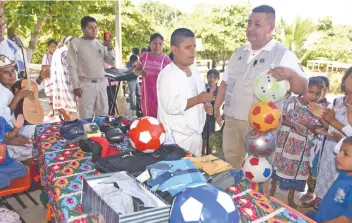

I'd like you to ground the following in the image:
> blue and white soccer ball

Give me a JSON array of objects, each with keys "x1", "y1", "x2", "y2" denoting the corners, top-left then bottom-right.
[{"x1": 170, "y1": 183, "x2": 241, "y2": 223}]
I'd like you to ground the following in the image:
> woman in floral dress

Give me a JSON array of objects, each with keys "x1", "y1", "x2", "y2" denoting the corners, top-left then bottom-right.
[
  {"x1": 135, "y1": 33, "x2": 171, "y2": 118},
  {"x1": 270, "y1": 77, "x2": 325, "y2": 208}
]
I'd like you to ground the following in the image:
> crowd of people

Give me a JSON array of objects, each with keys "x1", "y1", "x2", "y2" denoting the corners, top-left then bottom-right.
[{"x1": 0, "y1": 4, "x2": 352, "y2": 223}]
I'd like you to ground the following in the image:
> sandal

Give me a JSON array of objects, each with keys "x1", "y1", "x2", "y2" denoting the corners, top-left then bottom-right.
[
  {"x1": 313, "y1": 198, "x2": 321, "y2": 210},
  {"x1": 300, "y1": 193, "x2": 315, "y2": 203}
]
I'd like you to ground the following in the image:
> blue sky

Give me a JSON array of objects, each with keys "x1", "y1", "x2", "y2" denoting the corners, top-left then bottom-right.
[{"x1": 132, "y1": 0, "x2": 352, "y2": 25}]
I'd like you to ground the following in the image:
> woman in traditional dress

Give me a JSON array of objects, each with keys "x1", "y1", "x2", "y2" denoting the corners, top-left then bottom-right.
[
  {"x1": 50, "y1": 36, "x2": 77, "y2": 120},
  {"x1": 42, "y1": 40, "x2": 58, "y2": 117},
  {"x1": 135, "y1": 33, "x2": 171, "y2": 118}
]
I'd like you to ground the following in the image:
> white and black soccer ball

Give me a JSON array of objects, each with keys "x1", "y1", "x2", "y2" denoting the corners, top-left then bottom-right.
[{"x1": 170, "y1": 183, "x2": 241, "y2": 223}]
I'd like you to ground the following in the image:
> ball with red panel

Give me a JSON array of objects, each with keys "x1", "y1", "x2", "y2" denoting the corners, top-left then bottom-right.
[
  {"x1": 128, "y1": 116, "x2": 166, "y2": 153},
  {"x1": 242, "y1": 70, "x2": 287, "y2": 184}
]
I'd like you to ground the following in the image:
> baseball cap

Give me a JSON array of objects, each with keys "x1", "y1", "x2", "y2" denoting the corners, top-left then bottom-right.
[{"x1": 0, "y1": 55, "x2": 15, "y2": 69}]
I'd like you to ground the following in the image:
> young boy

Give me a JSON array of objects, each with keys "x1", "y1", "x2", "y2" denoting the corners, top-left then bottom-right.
[
  {"x1": 306, "y1": 136, "x2": 352, "y2": 223},
  {"x1": 157, "y1": 28, "x2": 213, "y2": 156},
  {"x1": 202, "y1": 69, "x2": 220, "y2": 154},
  {"x1": 126, "y1": 55, "x2": 139, "y2": 110}
]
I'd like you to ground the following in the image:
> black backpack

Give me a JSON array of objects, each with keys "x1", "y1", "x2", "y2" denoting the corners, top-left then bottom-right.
[{"x1": 94, "y1": 144, "x2": 187, "y2": 175}]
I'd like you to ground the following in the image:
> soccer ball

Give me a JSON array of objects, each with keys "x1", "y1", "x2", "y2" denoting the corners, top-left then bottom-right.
[
  {"x1": 253, "y1": 72, "x2": 288, "y2": 103},
  {"x1": 128, "y1": 116, "x2": 166, "y2": 153},
  {"x1": 242, "y1": 155, "x2": 272, "y2": 183},
  {"x1": 244, "y1": 129, "x2": 276, "y2": 157},
  {"x1": 248, "y1": 102, "x2": 281, "y2": 132},
  {"x1": 170, "y1": 183, "x2": 240, "y2": 223}
]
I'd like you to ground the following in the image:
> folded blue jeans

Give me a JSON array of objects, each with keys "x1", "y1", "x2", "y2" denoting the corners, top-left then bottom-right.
[{"x1": 0, "y1": 161, "x2": 27, "y2": 189}]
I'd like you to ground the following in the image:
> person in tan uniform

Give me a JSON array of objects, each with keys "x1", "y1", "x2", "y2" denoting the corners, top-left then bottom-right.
[{"x1": 68, "y1": 16, "x2": 115, "y2": 118}]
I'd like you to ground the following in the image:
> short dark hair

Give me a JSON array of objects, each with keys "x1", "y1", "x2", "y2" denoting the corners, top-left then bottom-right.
[
  {"x1": 171, "y1": 28, "x2": 195, "y2": 47},
  {"x1": 169, "y1": 52, "x2": 173, "y2": 61},
  {"x1": 132, "y1": 47, "x2": 140, "y2": 55},
  {"x1": 129, "y1": 54, "x2": 138, "y2": 63},
  {"x1": 141, "y1": 48, "x2": 148, "y2": 53},
  {"x1": 81, "y1": 16, "x2": 96, "y2": 29},
  {"x1": 308, "y1": 76, "x2": 325, "y2": 88},
  {"x1": 343, "y1": 136, "x2": 352, "y2": 145},
  {"x1": 47, "y1": 39, "x2": 58, "y2": 47},
  {"x1": 207, "y1": 69, "x2": 220, "y2": 79},
  {"x1": 252, "y1": 5, "x2": 275, "y2": 24},
  {"x1": 150, "y1": 33, "x2": 164, "y2": 42},
  {"x1": 341, "y1": 67, "x2": 352, "y2": 93},
  {"x1": 317, "y1": 76, "x2": 330, "y2": 89}
]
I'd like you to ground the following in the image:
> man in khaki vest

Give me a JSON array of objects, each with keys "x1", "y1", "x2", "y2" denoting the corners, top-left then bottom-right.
[{"x1": 213, "y1": 5, "x2": 307, "y2": 169}]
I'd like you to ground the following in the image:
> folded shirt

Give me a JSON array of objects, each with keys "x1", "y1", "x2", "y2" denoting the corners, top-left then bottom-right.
[{"x1": 184, "y1": 155, "x2": 232, "y2": 175}]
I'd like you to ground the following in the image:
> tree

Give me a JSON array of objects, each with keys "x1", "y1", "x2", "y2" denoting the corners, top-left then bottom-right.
[
  {"x1": 138, "y1": 1, "x2": 183, "y2": 55},
  {"x1": 276, "y1": 17, "x2": 316, "y2": 61},
  {"x1": 3, "y1": 0, "x2": 154, "y2": 64},
  {"x1": 179, "y1": 4, "x2": 249, "y2": 68},
  {"x1": 0, "y1": 0, "x2": 6, "y2": 18},
  {"x1": 140, "y1": 1, "x2": 183, "y2": 29},
  {"x1": 307, "y1": 25, "x2": 352, "y2": 64},
  {"x1": 317, "y1": 17, "x2": 333, "y2": 31},
  {"x1": 120, "y1": 0, "x2": 155, "y2": 59},
  {"x1": 5, "y1": 1, "x2": 84, "y2": 62}
]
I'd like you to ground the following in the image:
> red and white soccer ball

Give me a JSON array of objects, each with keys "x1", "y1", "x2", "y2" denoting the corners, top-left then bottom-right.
[
  {"x1": 128, "y1": 116, "x2": 166, "y2": 153},
  {"x1": 242, "y1": 155, "x2": 272, "y2": 183}
]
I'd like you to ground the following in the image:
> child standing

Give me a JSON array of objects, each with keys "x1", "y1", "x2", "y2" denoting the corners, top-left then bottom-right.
[
  {"x1": 126, "y1": 55, "x2": 139, "y2": 110},
  {"x1": 42, "y1": 40, "x2": 58, "y2": 117},
  {"x1": 202, "y1": 69, "x2": 220, "y2": 154},
  {"x1": 300, "y1": 75, "x2": 331, "y2": 207},
  {"x1": 306, "y1": 136, "x2": 352, "y2": 223},
  {"x1": 270, "y1": 77, "x2": 325, "y2": 208},
  {"x1": 157, "y1": 28, "x2": 213, "y2": 156}
]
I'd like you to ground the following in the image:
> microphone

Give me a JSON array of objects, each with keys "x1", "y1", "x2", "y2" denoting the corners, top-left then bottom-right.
[{"x1": 253, "y1": 59, "x2": 258, "y2": 67}]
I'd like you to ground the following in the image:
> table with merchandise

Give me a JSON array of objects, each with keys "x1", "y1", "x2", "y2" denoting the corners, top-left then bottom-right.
[{"x1": 33, "y1": 117, "x2": 316, "y2": 223}]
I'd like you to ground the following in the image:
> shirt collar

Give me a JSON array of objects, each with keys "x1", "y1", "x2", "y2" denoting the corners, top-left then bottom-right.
[{"x1": 244, "y1": 38, "x2": 276, "y2": 52}]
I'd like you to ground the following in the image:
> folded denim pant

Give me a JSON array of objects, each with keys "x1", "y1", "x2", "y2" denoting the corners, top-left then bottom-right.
[{"x1": 0, "y1": 161, "x2": 27, "y2": 189}]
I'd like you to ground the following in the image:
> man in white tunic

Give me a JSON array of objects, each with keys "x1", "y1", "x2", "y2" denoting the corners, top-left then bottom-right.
[
  {"x1": 0, "y1": 55, "x2": 49, "y2": 162},
  {"x1": 157, "y1": 28, "x2": 213, "y2": 156}
]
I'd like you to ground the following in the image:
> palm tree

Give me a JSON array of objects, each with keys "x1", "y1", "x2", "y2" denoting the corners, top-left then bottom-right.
[{"x1": 276, "y1": 17, "x2": 316, "y2": 62}]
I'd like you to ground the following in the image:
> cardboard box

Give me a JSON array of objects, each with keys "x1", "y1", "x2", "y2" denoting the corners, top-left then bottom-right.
[{"x1": 82, "y1": 172, "x2": 170, "y2": 223}]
